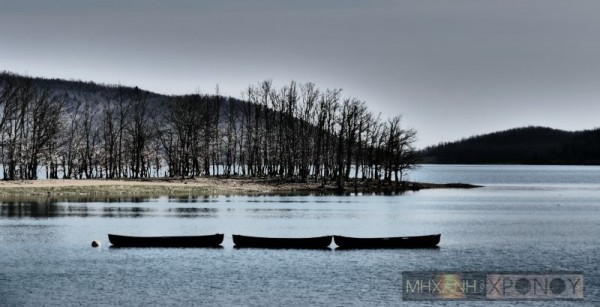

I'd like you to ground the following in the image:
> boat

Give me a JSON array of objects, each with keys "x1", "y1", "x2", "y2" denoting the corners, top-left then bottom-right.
[
  {"x1": 232, "y1": 234, "x2": 332, "y2": 249},
  {"x1": 333, "y1": 234, "x2": 441, "y2": 249},
  {"x1": 108, "y1": 233, "x2": 224, "y2": 247}
]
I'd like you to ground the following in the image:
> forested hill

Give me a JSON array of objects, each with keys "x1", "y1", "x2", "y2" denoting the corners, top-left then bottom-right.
[
  {"x1": 0, "y1": 72, "x2": 418, "y2": 184},
  {"x1": 421, "y1": 126, "x2": 600, "y2": 165}
]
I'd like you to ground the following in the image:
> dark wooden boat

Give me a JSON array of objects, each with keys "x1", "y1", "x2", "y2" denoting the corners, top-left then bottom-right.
[
  {"x1": 232, "y1": 234, "x2": 332, "y2": 249},
  {"x1": 333, "y1": 234, "x2": 441, "y2": 249},
  {"x1": 108, "y1": 233, "x2": 224, "y2": 247}
]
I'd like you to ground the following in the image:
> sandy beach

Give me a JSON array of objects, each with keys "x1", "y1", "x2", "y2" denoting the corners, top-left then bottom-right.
[
  {"x1": 0, "y1": 177, "x2": 479, "y2": 197},
  {"x1": 0, "y1": 178, "x2": 274, "y2": 196}
]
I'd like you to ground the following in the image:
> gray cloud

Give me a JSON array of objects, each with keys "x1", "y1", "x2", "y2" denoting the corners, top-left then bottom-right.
[{"x1": 2, "y1": 0, "x2": 600, "y2": 147}]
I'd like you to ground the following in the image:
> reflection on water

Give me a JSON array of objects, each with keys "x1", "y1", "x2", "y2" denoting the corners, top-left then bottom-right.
[
  {"x1": 166, "y1": 207, "x2": 218, "y2": 218},
  {"x1": 0, "y1": 201, "x2": 158, "y2": 218},
  {"x1": 0, "y1": 199, "x2": 337, "y2": 219},
  {"x1": 102, "y1": 207, "x2": 155, "y2": 218},
  {"x1": 0, "y1": 196, "x2": 225, "y2": 218},
  {"x1": 167, "y1": 195, "x2": 221, "y2": 203},
  {"x1": 0, "y1": 201, "x2": 85, "y2": 218},
  {"x1": 0, "y1": 193, "x2": 396, "y2": 219}
]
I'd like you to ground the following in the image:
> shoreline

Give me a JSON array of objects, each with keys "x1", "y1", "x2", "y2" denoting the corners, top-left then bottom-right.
[{"x1": 0, "y1": 178, "x2": 481, "y2": 197}]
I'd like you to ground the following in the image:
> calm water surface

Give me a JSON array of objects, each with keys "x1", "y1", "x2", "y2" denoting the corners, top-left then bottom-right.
[{"x1": 1, "y1": 165, "x2": 600, "y2": 306}]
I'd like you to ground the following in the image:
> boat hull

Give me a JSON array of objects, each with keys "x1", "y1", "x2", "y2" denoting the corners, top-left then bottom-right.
[
  {"x1": 108, "y1": 233, "x2": 224, "y2": 247},
  {"x1": 233, "y1": 234, "x2": 332, "y2": 249},
  {"x1": 333, "y1": 234, "x2": 440, "y2": 249}
]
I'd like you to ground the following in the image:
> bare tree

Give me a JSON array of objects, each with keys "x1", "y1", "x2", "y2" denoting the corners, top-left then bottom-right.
[
  {"x1": 126, "y1": 89, "x2": 156, "y2": 178},
  {"x1": 0, "y1": 73, "x2": 421, "y2": 186}
]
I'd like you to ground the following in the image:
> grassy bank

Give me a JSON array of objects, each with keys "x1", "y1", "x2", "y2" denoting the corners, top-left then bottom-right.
[{"x1": 0, "y1": 178, "x2": 481, "y2": 197}]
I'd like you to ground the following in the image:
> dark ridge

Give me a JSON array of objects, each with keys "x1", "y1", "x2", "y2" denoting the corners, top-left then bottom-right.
[{"x1": 421, "y1": 126, "x2": 600, "y2": 165}]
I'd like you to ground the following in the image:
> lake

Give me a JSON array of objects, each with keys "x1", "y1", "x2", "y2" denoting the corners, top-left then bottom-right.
[{"x1": 1, "y1": 165, "x2": 599, "y2": 306}]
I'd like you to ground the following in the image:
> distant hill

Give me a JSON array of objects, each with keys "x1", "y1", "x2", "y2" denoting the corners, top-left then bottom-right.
[
  {"x1": 421, "y1": 126, "x2": 600, "y2": 165},
  {"x1": 0, "y1": 70, "x2": 249, "y2": 122}
]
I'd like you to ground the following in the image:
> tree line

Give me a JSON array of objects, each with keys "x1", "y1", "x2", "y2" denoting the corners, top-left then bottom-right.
[
  {"x1": 421, "y1": 126, "x2": 600, "y2": 165},
  {"x1": 0, "y1": 73, "x2": 419, "y2": 187}
]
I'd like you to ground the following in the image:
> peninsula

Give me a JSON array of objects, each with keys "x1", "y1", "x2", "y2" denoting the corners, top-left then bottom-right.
[{"x1": 0, "y1": 178, "x2": 480, "y2": 197}]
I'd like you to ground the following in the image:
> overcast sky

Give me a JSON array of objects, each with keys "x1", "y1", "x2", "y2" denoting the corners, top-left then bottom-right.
[{"x1": 2, "y1": 0, "x2": 600, "y2": 147}]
